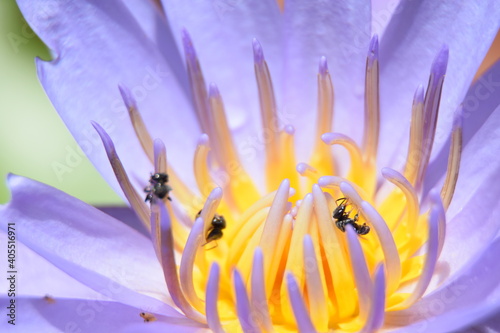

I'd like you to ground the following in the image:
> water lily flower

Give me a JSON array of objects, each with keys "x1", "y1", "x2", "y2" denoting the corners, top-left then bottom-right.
[{"x1": 2, "y1": 0, "x2": 500, "y2": 332}]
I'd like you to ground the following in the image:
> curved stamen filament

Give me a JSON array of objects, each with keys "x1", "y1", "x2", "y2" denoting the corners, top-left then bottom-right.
[
  {"x1": 362, "y1": 35, "x2": 380, "y2": 165},
  {"x1": 440, "y1": 106, "x2": 463, "y2": 210},
  {"x1": 92, "y1": 122, "x2": 150, "y2": 229},
  {"x1": 340, "y1": 182, "x2": 402, "y2": 295},
  {"x1": 322, "y1": 133, "x2": 364, "y2": 185},
  {"x1": 180, "y1": 188, "x2": 223, "y2": 312}
]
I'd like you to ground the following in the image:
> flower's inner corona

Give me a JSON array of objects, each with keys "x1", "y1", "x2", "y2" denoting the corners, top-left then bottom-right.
[{"x1": 94, "y1": 32, "x2": 462, "y2": 332}]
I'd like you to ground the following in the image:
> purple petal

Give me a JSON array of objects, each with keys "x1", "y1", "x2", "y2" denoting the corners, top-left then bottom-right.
[
  {"x1": 378, "y1": 0, "x2": 500, "y2": 169},
  {"x1": 387, "y1": 237, "x2": 500, "y2": 330},
  {"x1": 17, "y1": 0, "x2": 199, "y2": 194},
  {"x1": 283, "y1": 0, "x2": 371, "y2": 159},
  {"x1": 0, "y1": 297, "x2": 201, "y2": 333},
  {"x1": 0, "y1": 174, "x2": 181, "y2": 317}
]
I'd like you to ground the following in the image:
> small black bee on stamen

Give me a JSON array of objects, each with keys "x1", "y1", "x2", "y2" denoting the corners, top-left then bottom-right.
[
  {"x1": 144, "y1": 172, "x2": 172, "y2": 203},
  {"x1": 196, "y1": 210, "x2": 226, "y2": 248},
  {"x1": 333, "y1": 197, "x2": 370, "y2": 236}
]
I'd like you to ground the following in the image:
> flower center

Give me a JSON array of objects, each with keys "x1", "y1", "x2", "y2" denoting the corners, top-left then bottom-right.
[{"x1": 93, "y1": 31, "x2": 461, "y2": 332}]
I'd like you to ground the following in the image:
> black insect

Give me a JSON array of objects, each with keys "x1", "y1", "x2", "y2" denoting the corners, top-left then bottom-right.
[
  {"x1": 144, "y1": 172, "x2": 172, "y2": 203},
  {"x1": 196, "y1": 210, "x2": 226, "y2": 246},
  {"x1": 333, "y1": 197, "x2": 370, "y2": 235}
]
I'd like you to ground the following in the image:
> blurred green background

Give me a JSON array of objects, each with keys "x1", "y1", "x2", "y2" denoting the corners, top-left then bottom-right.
[{"x1": 0, "y1": 0, "x2": 122, "y2": 205}]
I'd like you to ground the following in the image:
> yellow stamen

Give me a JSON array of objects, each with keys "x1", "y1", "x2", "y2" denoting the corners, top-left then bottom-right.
[
  {"x1": 310, "y1": 57, "x2": 335, "y2": 176},
  {"x1": 362, "y1": 36, "x2": 380, "y2": 165},
  {"x1": 440, "y1": 107, "x2": 463, "y2": 210}
]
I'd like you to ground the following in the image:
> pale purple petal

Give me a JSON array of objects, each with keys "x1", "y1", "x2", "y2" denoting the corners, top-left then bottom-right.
[
  {"x1": 97, "y1": 206, "x2": 146, "y2": 236},
  {"x1": 0, "y1": 231, "x2": 104, "y2": 300},
  {"x1": 360, "y1": 265, "x2": 385, "y2": 333},
  {"x1": 283, "y1": 0, "x2": 371, "y2": 159},
  {"x1": 378, "y1": 0, "x2": 500, "y2": 169},
  {"x1": 286, "y1": 273, "x2": 317, "y2": 333},
  {"x1": 0, "y1": 297, "x2": 200, "y2": 333},
  {"x1": 17, "y1": 0, "x2": 199, "y2": 194},
  {"x1": 121, "y1": 1, "x2": 190, "y2": 94},
  {"x1": 0, "y1": 174, "x2": 181, "y2": 317},
  {"x1": 387, "y1": 237, "x2": 500, "y2": 329}
]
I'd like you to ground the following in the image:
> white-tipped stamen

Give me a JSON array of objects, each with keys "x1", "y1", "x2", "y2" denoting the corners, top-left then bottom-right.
[
  {"x1": 251, "y1": 248, "x2": 274, "y2": 333},
  {"x1": 322, "y1": 133, "x2": 364, "y2": 182},
  {"x1": 206, "y1": 263, "x2": 225, "y2": 333},
  {"x1": 303, "y1": 235, "x2": 328, "y2": 332},
  {"x1": 362, "y1": 35, "x2": 380, "y2": 164}
]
